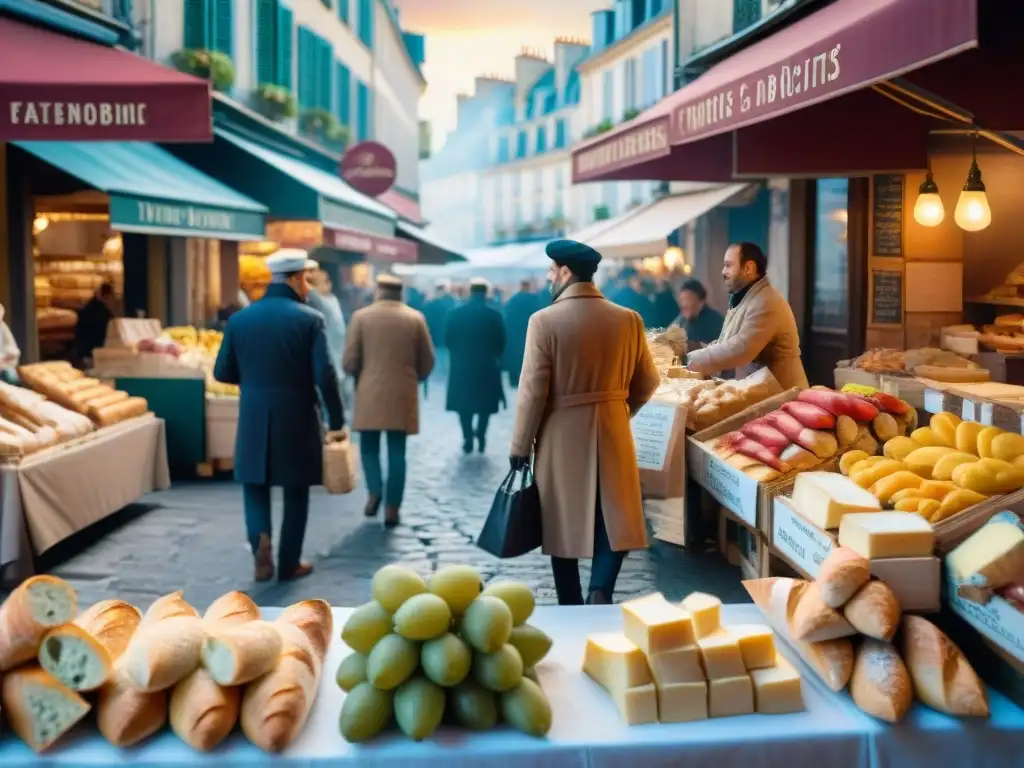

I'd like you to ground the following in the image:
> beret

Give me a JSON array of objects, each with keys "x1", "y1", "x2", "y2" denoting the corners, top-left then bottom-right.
[{"x1": 544, "y1": 239, "x2": 602, "y2": 265}]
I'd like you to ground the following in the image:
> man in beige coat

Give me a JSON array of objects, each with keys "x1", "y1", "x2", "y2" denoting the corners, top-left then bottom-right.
[
  {"x1": 509, "y1": 239, "x2": 660, "y2": 605},
  {"x1": 686, "y1": 242, "x2": 808, "y2": 390},
  {"x1": 343, "y1": 274, "x2": 435, "y2": 527}
]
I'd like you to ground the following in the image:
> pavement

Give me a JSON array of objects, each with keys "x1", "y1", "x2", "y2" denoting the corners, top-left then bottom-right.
[{"x1": 42, "y1": 374, "x2": 751, "y2": 613}]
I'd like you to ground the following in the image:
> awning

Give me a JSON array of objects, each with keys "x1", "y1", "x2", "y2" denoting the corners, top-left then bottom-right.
[
  {"x1": 588, "y1": 184, "x2": 749, "y2": 260},
  {"x1": 0, "y1": 17, "x2": 212, "y2": 142},
  {"x1": 573, "y1": 0, "x2": 992, "y2": 183},
  {"x1": 16, "y1": 141, "x2": 267, "y2": 240},
  {"x1": 397, "y1": 222, "x2": 466, "y2": 264},
  {"x1": 323, "y1": 226, "x2": 418, "y2": 263},
  {"x1": 378, "y1": 189, "x2": 425, "y2": 225}
]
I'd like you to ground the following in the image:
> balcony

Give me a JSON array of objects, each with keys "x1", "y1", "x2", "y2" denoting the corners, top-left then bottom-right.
[{"x1": 490, "y1": 215, "x2": 570, "y2": 246}]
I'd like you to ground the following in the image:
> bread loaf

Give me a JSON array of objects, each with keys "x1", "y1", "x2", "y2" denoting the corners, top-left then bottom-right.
[
  {"x1": 818, "y1": 547, "x2": 870, "y2": 608},
  {"x1": 203, "y1": 620, "x2": 283, "y2": 685},
  {"x1": 0, "y1": 575, "x2": 78, "y2": 671},
  {"x1": 744, "y1": 578, "x2": 854, "y2": 692},
  {"x1": 37, "y1": 623, "x2": 112, "y2": 692},
  {"x1": 85, "y1": 390, "x2": 129, "y2": 414},
  {"x1": 849, "y1": 639, "x2": 913, "y2": 723},
  {"x1": 0, "y1": 665, "x2": 91, "y2": 752},
  {"x1": 791, "y1": 582, "x2": 857, "y2": 642},
  {"x1": 901, "y1": 615, "x2": 989, "y2": 717},
  {"x1": 121, "y1": 614, "x2": 205, "y2": 692},
  {"x1": 93, "y1": 396, "x2": 148, "y2": 426},
  {"x1": 74, "y1": 599, "x2": 141, "y2": 660},
  {"x1": 843, "y1": 581, "x2": 901, "y2": 642},
  {"x1": 240, "y1": 600, "x2": 333, "y2": 752},
  {"x1": 140, "y1": 590, "x2": 199, "y2": 626},
  {"x1": 203, "y1": 590, "x2": 260, "y2": 628}
]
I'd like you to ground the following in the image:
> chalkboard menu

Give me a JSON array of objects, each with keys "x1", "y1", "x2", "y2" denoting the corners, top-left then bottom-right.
[
  {"x1": 871, "y1": 269, "x2": 903, "y2": 325},
  {"x1": 873, "y1": 175, "x2": 904, "y2": 256}
]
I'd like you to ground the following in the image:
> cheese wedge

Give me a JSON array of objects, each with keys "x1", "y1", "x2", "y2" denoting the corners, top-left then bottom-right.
[
  {"x1": 680, "y1": 592, "x2": 721, "y2": 639},
  {"x1": 838, "y1": 512, "x2": 935, "y2": 559},
  {"x1": 657, "y1": 680, "x2": 708, "y2": 723},
  {"x1": 708, "y1": 675, "x2": 754, "y2": 717},
  {"x1": 697, "y1": 629, "x2": 746, "y2": 679},
  {"x1": 947, "y1": 511, "x2": 1024, "y2": 590},
  {"x1": 791, "y1": 472, "x2": 883, "y2": 530},
  {"x1": 731, "y1": 624, "x2": 776, "y2": 671},
  {"x1": 648, "y1": 645, "x2": 704, "y2": 685},
  {"x1": 750, "y1": 654, "x2": 804, "y2": 714},
  {"x1": 621, "y1": 593, "x2": 695, "y2": 654},
  {"x1": 582, "y1": 633, "x2": 657, "y2": 724}
]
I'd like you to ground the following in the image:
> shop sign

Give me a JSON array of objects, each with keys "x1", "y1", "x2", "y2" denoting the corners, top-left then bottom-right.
[
  {"x1": 266, "y1": 221, "x2": 324, "y2": 249},
  {"x1": 340, "y1": 141, "x2": 397, "y2": 197},
  {"x1": 572, "y1": 118, "x2": 670, "y2": 182},
  {"x1": 772, "y1": 497, "x2": 835, "y2": 578},
  {"x1": 108, "y1": 196, "x2": 265, "y2": 239},
  {"x1": 324, "y1": 226, "x2": 418, "y2": 263}
]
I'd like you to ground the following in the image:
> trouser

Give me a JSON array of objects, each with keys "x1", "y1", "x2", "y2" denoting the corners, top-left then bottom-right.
[
  {"x1": 550, "y1": 493, "x2": 626, "y2": 605},
  {"x1": 360, "y1": 430, "x2": 408, "y2": 507},
  {"x1": 458, "y1": 412, "x2": 490, "y2": 447},
  {"x1": 242, "y1": 484, "x2": 310, "y2": 574}
]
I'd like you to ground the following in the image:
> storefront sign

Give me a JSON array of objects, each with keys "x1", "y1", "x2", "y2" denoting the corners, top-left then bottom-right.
[
  {"x1": 772, "y1": 497, "x2": 835, "y2": 578},
  {"x1": 108, "y1": 196, "x2": 265, "y2": 239},
  {"x1": 266, "y1": 221, "x2": 324, "y2": 249},
  {"x1": 340, "y1": 141, "x2": 397, "y2": 197},
  {"x1": 572, "y1": 118, "x2": 671, "y2": 182},
  {"x1": 324, "y1": 226, "x2": 418, "y2": 263},
  {"x1": 631, "y1": 403, "x2": 677, "y2": 471}
]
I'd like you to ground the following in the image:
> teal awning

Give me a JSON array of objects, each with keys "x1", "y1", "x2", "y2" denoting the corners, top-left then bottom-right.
[
  {"x1": 209, "y1": 129, "x2": 396, "y2": 238},
  {"x1": 14, "y1": 141, "x2": 267, "y2": 240}
]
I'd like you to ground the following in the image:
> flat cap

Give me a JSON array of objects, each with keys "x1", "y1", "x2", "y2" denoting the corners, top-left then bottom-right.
[
  {"x1": 545, "y1": 238, "x2": 602, "y2": 265},
  {"x1": 376, "y1": 273, "x2": 403, "y2": 288},
  {"x1": 266, "y1": 248, "x2": 318, "y2": 274}
]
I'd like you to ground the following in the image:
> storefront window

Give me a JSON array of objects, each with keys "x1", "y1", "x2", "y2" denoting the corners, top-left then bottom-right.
[{"x1": 812, "y1": 178, "x2": 849, "y2": 329}]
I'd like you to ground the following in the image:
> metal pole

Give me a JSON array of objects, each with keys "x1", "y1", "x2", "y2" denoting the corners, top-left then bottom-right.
[{"x1": 672, "y1": 0, "x2": 683, "y2": 90}]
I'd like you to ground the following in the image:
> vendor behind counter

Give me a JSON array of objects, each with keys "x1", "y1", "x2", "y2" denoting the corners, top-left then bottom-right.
[{"x1": 672, "y1": 278, "x2": 724, "y2": 351}]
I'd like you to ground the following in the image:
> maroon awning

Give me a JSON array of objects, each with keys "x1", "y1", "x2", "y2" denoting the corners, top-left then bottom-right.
[
  {"x1": 0, "y1": 17, "x2": 212, "y2": 142},
  {"x1": 324, "y1": 226, "x2": 419, "y2": 263}
]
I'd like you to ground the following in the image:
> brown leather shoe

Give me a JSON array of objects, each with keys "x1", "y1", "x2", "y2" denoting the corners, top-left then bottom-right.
[
  {"x1": 364, "y1": 495, "x2": 382, "y2": 517},
  {"x1": 254, "y1": 534, "x2": 274, "y2": 582},
  {"x1": 384, "y1": 505, "x2": 400, "y2": 528},
  {"x1": 279, "y1": 562, "x2": 314, "y2": 581}
]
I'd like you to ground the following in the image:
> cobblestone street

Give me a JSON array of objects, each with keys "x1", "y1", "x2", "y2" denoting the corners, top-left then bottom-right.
[{"x1": 47, "y1": 376, "x2": 749, "y2": 611}]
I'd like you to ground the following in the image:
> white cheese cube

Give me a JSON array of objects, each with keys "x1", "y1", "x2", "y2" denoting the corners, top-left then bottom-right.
[
  {"x1": 708, "y1": 675, "x2": 754, "y2": 717},
  {"x1": 681, "y1": 592, "x2": 721, "y2": 638},
  {"x1": 838, "y1": 512, "x2": 935, "y2": 559},
  {"x1": 697, "y1": 629, "x2": 746, "y2": 679},
  {"x1": 750, "y1": 653, "x2": 804, "y2": 714},
  {"x1": 731, "y1": 624, "x2": 776, "y2": 670},
  {"x1": 621, "y1": 593, "x2": 695, "y2": 654},
  {"x1": 791, "y1": 471, "x2": 882, "y2": 530}
]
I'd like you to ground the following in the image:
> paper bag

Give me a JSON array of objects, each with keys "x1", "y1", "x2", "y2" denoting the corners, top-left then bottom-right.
[{"x1": 633, "y1": 403, "x2": 687, "y2": 499}]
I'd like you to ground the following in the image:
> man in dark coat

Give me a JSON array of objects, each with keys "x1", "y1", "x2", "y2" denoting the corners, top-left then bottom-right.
[
  {"x1": 609, "y1": 267, "x2": 654, "y2": 327},
  {"x1": 213, "y1": 249, "x2": 346, "y2": 583},
  {"x1": 502, "y1": 279, "x2": 538, "y2": 388},
  {"x1": 446, "y1": 277, "x2": 506, "y2": 453},
  {"x1": 73, "y1": 282, "x2": 116, "y2": 366},
  {"x1": 423, "y1": 281, "x2": 455, "y2": 377}
]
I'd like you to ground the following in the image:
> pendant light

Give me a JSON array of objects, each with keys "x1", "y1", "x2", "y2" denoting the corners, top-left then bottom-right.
[
  {"x1": 913, "y1": 163, "x2": 944, "y2": 227},
  {"x1": 954, "y1": 133, "x2": 992, "y2": 232}
]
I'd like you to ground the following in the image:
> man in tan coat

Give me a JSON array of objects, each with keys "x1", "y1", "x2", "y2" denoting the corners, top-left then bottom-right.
[
  {"x1": 343, "y1": 274, "x2": 435, "y2": 527},
  {"x1": 509, "y1": 240, "x2": 660, "y2": 605},
  {"x1": 686, "y1": 242, "x2": 808, "y2": 390}
]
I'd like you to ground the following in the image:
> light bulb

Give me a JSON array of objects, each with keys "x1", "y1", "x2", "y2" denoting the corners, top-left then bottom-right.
[
  {"x1": 955, "y1": 190, "x2": 992, "y2": 231},
  {"x1": 662, "y1": 245, "x2": 684, "y2": 269},
  {"x1": 913, "y1": 173, "x2": 944, "y2": 227},
  {"x1": 32, "y1": 216, "x2": 49, "y2": 235}
]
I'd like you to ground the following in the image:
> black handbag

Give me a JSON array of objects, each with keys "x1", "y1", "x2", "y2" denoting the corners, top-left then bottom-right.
[{"x1": 477, "y1": 466, "x2": 542, "y2": 558}]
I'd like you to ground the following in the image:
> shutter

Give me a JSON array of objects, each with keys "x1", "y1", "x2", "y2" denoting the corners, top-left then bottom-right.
[
  {"x1": 318, "y1": 38, "x2": 333, "y2": 111},
  {"x1": 276, "y1": 3, "x2": 294, "y2": 89},
  {"x1": 183, "y1": 0, "x2": 209, "y2": 49},
  {"x1": 211, "y1": 0, "x2": 234, "y2": 56},
  {"x1": 335, "y1": 61, "x2": 351, "y2": 126},
  {"x1": 338, "y1": 0, "x2": 349, "y2": 25},
  {"x1": 297, "y1": 27, "x2": 313, "y2": 108},
  {"x1": 254, "y1": 0, "x2": 275, "y2": 86},
  {"x1": 355, "y1": 81, "x2": 367, "y2": 140}
]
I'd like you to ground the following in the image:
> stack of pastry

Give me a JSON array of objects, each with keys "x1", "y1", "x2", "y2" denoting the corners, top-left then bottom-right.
[
  {"x1": 17, "y1": 361, "x2": 149, "y2": 427},
  {"x1": 0, "y1": 579, "x2": 333, "y2": 753},
  {"x1": 745, "y1": 546, "x2": 989, "y2": 722},
  {"x1": 0, "y1": 380, "x2": 94, "y2": 459}
]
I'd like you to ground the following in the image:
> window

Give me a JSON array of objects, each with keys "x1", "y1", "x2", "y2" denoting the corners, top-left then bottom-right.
[
  {"x1": 536, "y1": 126, "x2": 547, "y2": 153},
  {"x1": 497, "y1": 135, "x2": 510, "y2": 163},
  {"x1": 358, "y1": 0, "x2": 374, "y2": 48},
  {"x1": 641, "y1": 47, "x2": 657, "y2": 107},
  {"x1": 298, "y1": 27, "x2": 333, "y2": 110},
  {"x1": 812, "y1": 179, "x2": 850, "y2": 329},
  {"x1": 337, "y1": 0, "x2": 349, "y2": 24},
  {"x1": 661, "y1": 39, "x2": 670, "y2": 97},
  {"x1": 554, "y1": 118, "x2": 566, "y2": 148},
  {"x1": 183, "y1": 0, "x2": 234, "y2": 56},
  {"x1": 254, "y1": 0, "x2": 293, "y2": 88},
  {"x1": 356, "y1": 80, "x2": 372, "y2": 140},
  {"x1": 515, "y1": 130, "x2": 527, "y2": 159},
  {"x1": 335, "y1": 60, "x2": 351, "y2": 127},
  {"x1": 623, "y1": 58, "x2": 637, "y2": 112},
  {"x1": 602, "y1": 70, "x2": 613, "y2": 120},
  {"x1": 733, "y1": 0, "x2": 762, "y2": 33}
]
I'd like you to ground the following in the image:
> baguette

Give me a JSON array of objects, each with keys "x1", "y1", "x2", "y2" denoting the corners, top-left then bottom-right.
[
  {"x1": 240, "y1": 601, "x2": 333, "y2": 752},
  {"x1": 94, "y1": 396, "x2": 148, "y2": 426},
  {"x1": 74, "y1": 599, "x2": 142, "y2": 661},
  {"x1": 203, "y1": 590, "x2": 261, "y2": 628},
  {"x1": 818, "y1": 547, "x2": 870, "y2": 608},
  {"x1": 37, "y1": 623, "x2": 112, "y2": 692},
  {"x1": 121, "y1": 614, "x2": 205, "y2": 692},
  {"x1": 901, "y1": 615, "x2": 989, "y2": 717},
  {"x1": 85, "y1": 390, "x2": 129, "y2": 414},
  {"x1": 791, "y1": 582, "x2": 857, "y2": 642},
  {"x1": 0, "y1": 574, "x2": 78, "y2": 671},
  {"x1": 203, "y1": 620, "x2": 283, "y2": 685},
  {"x1": 141, "y1": 590, "x2": 199, "y2": 626},
  {"x1": 849, "y1": 639, "x2": 913, "y2": 723},
  {"x1": 0, "y1": 665, "x2": 91, "y2": 752},
  {"x1": 843, "y1": 581, "x2": 901, "y2": 642}
]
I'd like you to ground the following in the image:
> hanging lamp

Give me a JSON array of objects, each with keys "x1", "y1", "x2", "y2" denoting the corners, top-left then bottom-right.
[
  {"x1": 954, "y1": 132, "x2": 992, "y2": 232},
  {"x1": 913, "y1": 161, "x2": 944, "y2": 227}
]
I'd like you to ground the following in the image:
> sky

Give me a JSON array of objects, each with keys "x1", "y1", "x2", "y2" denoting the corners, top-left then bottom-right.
[{"x1": 392, "y1": 0, "x2": 608, "y2": 150}]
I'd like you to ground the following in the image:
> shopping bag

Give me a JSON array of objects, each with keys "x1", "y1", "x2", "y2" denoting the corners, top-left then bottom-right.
[
  {"x1": 477, "y1": 467, "x2": 542, "y2": 558},
  {"x1": 323, "y1": 434, "x2": 358, "y2": 494}
]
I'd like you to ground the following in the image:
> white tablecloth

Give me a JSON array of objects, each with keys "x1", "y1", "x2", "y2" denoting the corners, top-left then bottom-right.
[{"x1": 0, "y1": 605, "x2": 1021, "y2": 766}]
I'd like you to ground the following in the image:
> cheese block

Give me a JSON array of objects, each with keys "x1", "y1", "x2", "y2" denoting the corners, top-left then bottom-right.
[
  {"x1": 750, "y1": 654, "x2": 804, "y2": 714},
  {"x1": 621, "y1": 593, "x2": 695, "y2": 654},
  {"x1": 648, "y1": 645, "x2": 704, "y2": 685},
  {"x1": 947, "y1": 511, "x2": 1024, "y2": 592},
  {"x1": 680, "y1": 592, "x2": 721, "y2": 639},
  {"x1": 582, "y1": 634, "x2": 658, "y2": 725},
  {"x1": 697, "y1": 630, "x2": 746, "y2": 679},
  {"x1": 838, "y1": 512, "x2": 935, "y2": 559},
  {"x1": 791, "y1": 471, "x2": 883, "y2": 530},
  {"x1": 656, "y1": 680, "x2": 708, "y2": 723},
  {"x1": 708, "y1": 675, "x2": 754, "y2": 718},
  {"x1": 731, "y1": 624, "x2": 776, "y2": 671}
]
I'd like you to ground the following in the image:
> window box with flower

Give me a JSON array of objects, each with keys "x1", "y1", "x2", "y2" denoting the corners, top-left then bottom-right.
[{"x1": 170, "y1": 49, "x2": 235, "y2": 92}]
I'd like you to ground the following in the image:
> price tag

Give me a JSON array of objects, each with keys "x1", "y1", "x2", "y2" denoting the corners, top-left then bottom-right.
[
  {"x1": 987, "y1": 403, "x2": 1024, "y2": 433},
  {"x1": 700, "y1": 454, "x2": 758, "y2": 527},
  {"x1": 961, "y1": 399, "x2": 978, "y2": 422},
  {"x1": 631, "y1": 404, "x2": 678, "y2": 471},
  {"x1": 923, "y1": 389, "x2": 944, "y2": 414},
  {"x1": 772, "y1": 498, "x2": 834, "y2": 578}
]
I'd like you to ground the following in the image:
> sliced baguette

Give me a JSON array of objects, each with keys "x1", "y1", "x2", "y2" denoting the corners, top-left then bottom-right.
[
  {"x1": 169, "y1": 667, "x2": 241, "y2": 751},
  {"x1": 849, "y1": 639, "x2": 913, "y2": 723},
  {"x1": 902, "y1": 615, "x2": 989, "y2": 717},
  {"x1": 121, "y1": 614, "x2": 205, "y2": 692},
  {"x1": 1, "y1": 665, "x2": 91, "y2": 752},
  {"x1": 203, "y1": 619, "x2": 283, "y2": 685},
  {"x1": 38, "y1": 623, "x2": 112, "y2": 692},
  {"x1": 0, "y1": 575, "x2": 78, "y2": 671}
]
